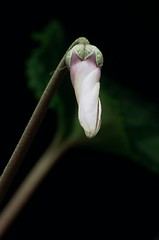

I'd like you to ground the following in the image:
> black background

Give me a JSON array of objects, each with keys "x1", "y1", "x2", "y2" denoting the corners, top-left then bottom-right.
[{"x1": 1, "y1": 1, "x2": 159, "y2": 239}]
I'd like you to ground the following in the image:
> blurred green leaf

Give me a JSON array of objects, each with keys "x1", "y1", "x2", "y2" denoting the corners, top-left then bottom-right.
[
  {"x1": 80, "y1": 80, "x2": 132, "y2": 158},
  {"x1": 25, "y1": 19, "x2": 159, "y2": 173},
  {"x1": 25, "y1": 20, "x2": 79, "y2": 139},
  {"x1": 106, "y1": 81, "x2": 159, "y2": 172}
]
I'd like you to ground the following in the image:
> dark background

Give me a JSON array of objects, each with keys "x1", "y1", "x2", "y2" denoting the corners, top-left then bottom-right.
[{"x1": 1, "y1": 1, "x2": 159, "y2": 239}]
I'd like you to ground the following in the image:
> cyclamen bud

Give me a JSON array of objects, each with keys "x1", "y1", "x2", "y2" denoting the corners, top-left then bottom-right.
[{"x1": 65, "y1": 43, "x2": 103, "y2": 138}]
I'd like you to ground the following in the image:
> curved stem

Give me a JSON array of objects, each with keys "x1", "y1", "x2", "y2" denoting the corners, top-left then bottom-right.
[
  {"x1": 0, "y1": 37, "x2": 89, "y2": 204},
  {"x1": 0, "y1": 133, "x2": 75, "y2": 239}
]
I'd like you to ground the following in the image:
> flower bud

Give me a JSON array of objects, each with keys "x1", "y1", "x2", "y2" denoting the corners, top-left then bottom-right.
[{"x1": 65, "y1": 43, "x2": 103, "y2": 138}]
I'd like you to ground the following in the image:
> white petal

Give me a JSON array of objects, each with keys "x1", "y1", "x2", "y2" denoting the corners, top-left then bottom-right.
[
  {"x1": 77, "y1": 72, "x2": 102, "y2": 138},
  {"x1": 72, "y1": 61, "x2": 101, "y2": 102},
  {"x1": 69, "y1": 53, "x2": 102, "y2": 138}
]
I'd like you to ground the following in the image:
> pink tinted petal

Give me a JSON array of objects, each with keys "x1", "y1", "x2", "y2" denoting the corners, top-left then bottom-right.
[
  {"x1": 70, "y1": 53, "x2": 97, "y2": 85},
  {"x1": 71, "y1": 62, "x2": 101, "y2": 103}
]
